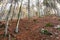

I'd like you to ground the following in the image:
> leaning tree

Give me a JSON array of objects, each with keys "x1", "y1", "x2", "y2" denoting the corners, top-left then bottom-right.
[
  {"x1": 4, "y1": 0, "x2": 13, "y2": 36},
  {"x1": 15, "y1": 0, "x2": 23, "y2": 33}
]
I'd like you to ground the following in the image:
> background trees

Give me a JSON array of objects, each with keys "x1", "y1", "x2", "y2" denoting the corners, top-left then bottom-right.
[{"x1": 0, "y1": 0, "x2": 60, "y2": 20}]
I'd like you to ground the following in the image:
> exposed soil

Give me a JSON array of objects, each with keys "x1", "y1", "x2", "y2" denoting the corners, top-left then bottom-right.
[{"x1": 0, "y1": 16, "x2": 60, "y2": 40}]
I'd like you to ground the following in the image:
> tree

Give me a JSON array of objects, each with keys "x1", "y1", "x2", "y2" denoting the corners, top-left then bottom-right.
[
  {"x1": 43, "y1": 0, "x2": 57, "y2": 16},
  {"x1": 43, "y1": 0, "x2": 60, "y2": 16},
  {"x1": 8, "y1": 34, "x2": 11, "y2": 40},
  {"x1": 0, "y1": 0, "x2": 8, "y2": 20},
  {"x1": 10, "y1": 0, "x2": 19, "y2": 20},
  {"x1": 56, "y1": 0, "x2": 60, "y2": 16},
  {"x1": 57, "y1": 0, "x2": 60, "y2": 3},
  {"x1": 28, "y1": 0, "x2": 30, "y2": 19},
  {"x1": 36, "y1": 0, "x2": 40, "y2": 17},
  {"x1": 4, "y1": 0, "x2": 13, "y2": 36},
  {"x1": 15, "y1": 0, "x2": 23, "y2": 33}
]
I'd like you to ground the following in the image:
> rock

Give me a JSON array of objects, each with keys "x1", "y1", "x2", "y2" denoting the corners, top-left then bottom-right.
[{"x1": 54, "y1": 25, "x2": 60, "y2": 28}]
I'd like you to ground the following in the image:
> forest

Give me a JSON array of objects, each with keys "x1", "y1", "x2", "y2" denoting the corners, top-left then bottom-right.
[{"x1": 0, "y1": 0, "x2": 60, "y2": 40}]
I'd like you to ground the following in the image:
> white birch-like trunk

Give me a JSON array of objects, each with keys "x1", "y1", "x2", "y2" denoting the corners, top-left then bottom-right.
[{"x1": 15, "y1": 0, "x2": 23, "y2": 33}]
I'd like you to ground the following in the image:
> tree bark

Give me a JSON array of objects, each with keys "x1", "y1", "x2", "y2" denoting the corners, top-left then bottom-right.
[
  {"x1": 15, "y1": 0, "x2": 23, "y2": 33},
  {"x1": 28, "y1": 0, "x2": 30, "y2": 19},
  {"x1": 5, "y1": 2, "x2": 13, "y2": 36}
]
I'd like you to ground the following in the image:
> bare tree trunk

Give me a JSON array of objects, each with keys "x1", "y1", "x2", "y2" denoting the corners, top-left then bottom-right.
[
  {"x1": 8, "y1": 34, "x2": 11, "y2": 40},
  {"x1": 4, "y1": 2, "x2": 12, "y2": 36},
  {"x1": 28, "y1": 0, "x2": 30, "y2": 19},
  {"x1": 10, "y1": 4, "x2": 15, "y2": 21},
  {"x1": 37, "y1": 0, "x2": 40, "y2": 17},
  {"x1": 56, "y1": 0, "x2": 60, "y2": 16},
  {"x1": 15, "y1": 0, "x2": 23, "y2": 33},
  {"x1": 38, "y1": 0, "x2": 40, "y2": 17},
  {"x1": 10, "y1": 0, "x2": 18, "y2": 20}
]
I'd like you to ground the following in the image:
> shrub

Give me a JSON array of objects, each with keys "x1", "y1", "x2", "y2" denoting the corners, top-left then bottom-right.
[
  {"x1": 45, "y1": 23, "x2": 54, "y2": 27},
  {"x1": 40, "y1": 29, "x2": 52, "y2": 35},
  {"x1": 57, "y1": 28, "x2": 60, "y2": 30}
]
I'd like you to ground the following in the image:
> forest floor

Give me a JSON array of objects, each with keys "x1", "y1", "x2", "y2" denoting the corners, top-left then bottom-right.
[{"x1": 0, "y1": 15, "x2": 60, "y2": 40}]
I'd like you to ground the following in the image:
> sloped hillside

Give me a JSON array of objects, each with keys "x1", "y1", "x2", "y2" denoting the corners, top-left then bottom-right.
[{"x1": 0, "y1": 16, "x2": 60, "y2": 40}]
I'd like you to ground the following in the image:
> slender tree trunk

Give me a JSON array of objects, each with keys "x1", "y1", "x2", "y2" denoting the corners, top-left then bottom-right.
[
  {"x1": 8, "y1": 34, "x2": 11, "y2": 40},
  {"x1": 28, "y1": 0, "x2": 30, "y2": 19},
  {"x1": 37, "y1": 0, "x2": 40, "y2": 17},
  {"x1": 11, "y1": 0, "x2": 19, "y2": 20},
  {"x1": 10, "y1": 3, "x2": 15, "y2": 21},
  {"x1": 15, "y1": 0, "x2": 23, "y2": 33},
  {"x1": 4, "y1": 3, "x2": 12, "y2": 36}
]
